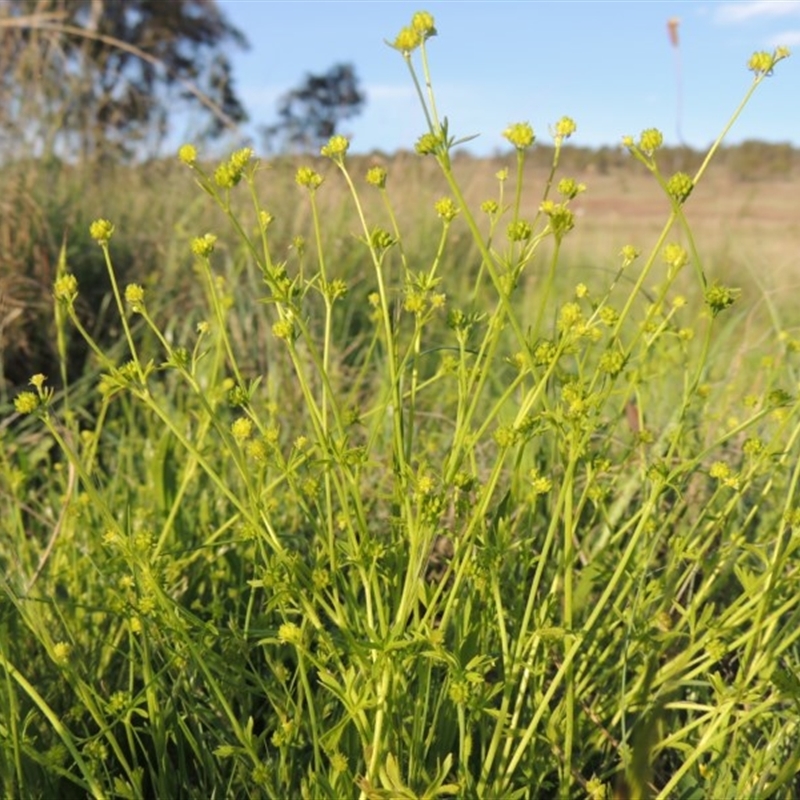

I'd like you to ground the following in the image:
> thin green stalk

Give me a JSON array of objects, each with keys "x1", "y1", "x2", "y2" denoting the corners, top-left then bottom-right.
[
  {"x1": 496, "y1": 485, "x2": 661, "y2": 795},
  {"x1": 99, "y1": 243, "x2": 145, "y2": 383},
  {"x1": 0, "y1": 651, "x2": 107, "y2": 799}
]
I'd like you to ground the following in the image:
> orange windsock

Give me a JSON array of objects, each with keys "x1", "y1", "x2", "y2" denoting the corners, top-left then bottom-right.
[{"x1": 667, "y1": 17, "x2": 680, "y2": 48}]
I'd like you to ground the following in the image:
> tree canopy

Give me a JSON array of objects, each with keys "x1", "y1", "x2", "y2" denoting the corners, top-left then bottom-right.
[
  {"x1": 0, "y1": 0, "x2": 249, "y2": 161},
  {"x1": 263, "y1": 62, "x2": 366, "y2": 153}
]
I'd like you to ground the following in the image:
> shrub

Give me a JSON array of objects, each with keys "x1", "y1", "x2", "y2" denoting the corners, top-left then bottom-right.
[{"x1": 2, "y1": 15, "x2": 797, "y2": 800}]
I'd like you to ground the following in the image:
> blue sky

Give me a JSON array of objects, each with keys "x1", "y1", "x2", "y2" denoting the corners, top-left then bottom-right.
[{"x1": 213, "y1": 1, "x2": 800, "y2": 155}]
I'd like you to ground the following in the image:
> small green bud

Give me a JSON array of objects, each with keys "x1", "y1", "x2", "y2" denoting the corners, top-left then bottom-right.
[
  {"x1": 89, "y1": 219, "x2": 114, "y2": 245},
  {"x1": 327, "y1": 279, "x2": 348, "y2": 301},
  {"x1": 228, "y1": 384, "x2": 248, "y2": 406},
  {"x1": 705, "y1": 282, "x2": 741, "y2": 317},
  {"x1": 291, "y1": 235, "x2": 306, "y2": 256},
  {"x1": 493, "y1": 425, "x2": 518, "y2": 447},
  {"x1": 259, "y1": 210, "x2": 274, "y2": 230},
  {"x1": 540, "y1": 201, "x2": 575, "y2": 240},
  {"x1": 666, "y1": 171, "x2": 693, "y2": 203},
  {"x1": 481, "y1": 199, "x2": 499, "y2": 215},
  {"x1": 507, "y1": 220, "x2": 532, "y2": 241},
  {"x1": 369, "y1": 227, "x2": 395, "y2": 251},
  {"x1": 503, "y1": 122, "x2": 535, "y2": 150},
  {"x1": 599, "y1": 306, "x2": 618, "y2": 326}
]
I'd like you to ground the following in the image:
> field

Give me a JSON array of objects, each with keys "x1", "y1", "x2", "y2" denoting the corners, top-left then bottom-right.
[{"x1": 1, "y1": 25, "x2": 800, "y2": 800}]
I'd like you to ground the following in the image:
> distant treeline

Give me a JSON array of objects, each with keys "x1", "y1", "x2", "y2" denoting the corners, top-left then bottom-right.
[{"x1": 377, "y1": 140, "x2": 797, "y2": 181}]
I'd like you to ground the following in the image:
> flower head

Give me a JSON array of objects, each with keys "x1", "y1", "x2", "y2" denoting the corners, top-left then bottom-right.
[
  {"x1": 503, "y1": 122, "x2": 535, "y2": 150},
  {"x1": 662, "y1": 243, "x2": 688, "y2": 271},
  {"x1": 528, "y1": 468, "x2": 553, "y2": 495},
  {"x1": 321, "y1": 135, "x2": 349, "y2": 160},
  {"x1": 366, "y1": 165, "x2": 388, "y2": 188},
  {"x1": 191, "y1": 233, "x2": 218, "y2": 258},
  {"x1": 229, "y1": 147, "x2": 253, "y2": 172},
  {"x1": 620, "y1": 245, "x2": 639, "y2": 268},
  {"x1": 124, "y1": 284, "x2": 145, "y2": 313},
  {"x1": 434, "y1": 197, "x2": 459, "y2": 222},
  {"x1": 666, "y1": 172, "x2": 694, "y2": 204},
  {"x1": 638, "y1": 128, "x2": 663, "y2": 155},
  {"x1": 412, "y1": 11, "x2": 436, "y2": 38},
  {"x1": 89, "y1": 219, "x2": 114, "y2": 246},
  {"x1": 52, "y1": 642, "x2": 72, "y2": 666},
  {"x1": 553, "y1": 116, "x2": 577, "y2": 140},
  {"x1": 231, "y1": 417, "x2": 254, "y2": 443},
  {"x1": 213, "y1": 148, "x2": 252, "y2": 189},
  {"x1": 272, "y1": 319, "x2": 295, "y2": 341},
  {"x1": 748, "y1": 50, "x2": 776, "y2": 75},
  {"x1": 296, "y1": 166, "x2": 324, "y2": 190},
  {"x1": 599, "y1": 350, "x2": 625, "y2": 376},
  {"x1": 557, "y1": 178, "x2": 586, "y2": 199},
  {"x1": 710, "y1": 461, "x2": 739, "y2": 490},
  {"x1": 278, "y1": 622, "x2": 302, "y2": 645},
  {"x1": 54, "y1": 273, "x2": 78, "y2": 304},
  {"x1": 415, "y1": 132, "x2": 442, "y2": 156},
  {"x1": 540, "y1": 201, "x2": 575, "y2": 241},
  {"x1": 14, "y1": 391, "x2": 38, "y2": 415},
  {"x1": 178, "y1": 144, "x2": 197, "y2": 166},
  {"x1": 392, "y1": 26, "x2": 421, "y2": 54}
]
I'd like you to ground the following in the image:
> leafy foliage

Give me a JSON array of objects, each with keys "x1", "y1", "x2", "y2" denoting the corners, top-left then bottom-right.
[{"x1": 0, "y1": 0, "x2": 248, "y2": 162}]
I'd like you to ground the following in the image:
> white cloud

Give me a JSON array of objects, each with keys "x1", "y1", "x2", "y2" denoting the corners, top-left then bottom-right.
[
  {"x1": 715, "y1": 0, "x2": 800, "y2": 24},
  {"x1": 767, "y1": 28, "x2": 800, "y2": 45}
]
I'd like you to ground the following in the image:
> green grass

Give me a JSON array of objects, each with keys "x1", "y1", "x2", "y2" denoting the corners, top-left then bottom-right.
[{"x1": 2, "y1": 14, "x2": 799, "y2": 799}]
